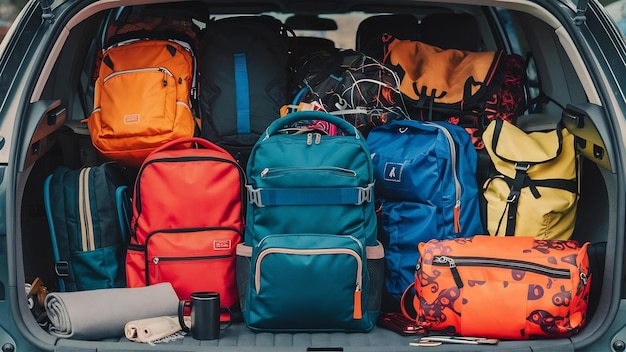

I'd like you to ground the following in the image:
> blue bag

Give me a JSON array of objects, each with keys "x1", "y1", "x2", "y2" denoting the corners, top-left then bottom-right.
[
  {"x1": 237, "y1": 111, "x2": 384, "y2": 332},
  {"x1": 366, "y1": 120, "x2": 484, "y2": 305},
  {"x1": 43, "y1": 162, "x2": 132, "y2": 292}
]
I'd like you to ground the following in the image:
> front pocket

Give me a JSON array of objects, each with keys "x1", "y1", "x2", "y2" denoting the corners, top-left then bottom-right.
[
  {"x1": 483, "y1": 176, "x2": 578, "y2": 239},
  {"x1": 423, "y1": 254, "x2": 580, "y2": 339},
  {"x1": 255, "y1": 166, "x2": 358, "y2": 187},
  {"x1": 99, "y1": 68, "x2": 179, "y2": 137},
  {"x1": 144, "y1": 228, "x2": 240, "y2": 306},
  {"x1": 380, "y1": 200, "x2": 439, "y2": 299},
  {"x1": 72, "y1": 244, "x2": 126, "y2": 290},
  {"x1": 247, "y1": 234, "x2": 374, "y2": 332}
]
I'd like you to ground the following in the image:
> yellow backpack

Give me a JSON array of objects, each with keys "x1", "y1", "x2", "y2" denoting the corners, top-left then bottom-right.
[
  {"x1": 482, "y1": 118, "x2": 579, "y2": 240},
  {"x1": 86, "y1": 39, "x2": 197, "y2": 168}
]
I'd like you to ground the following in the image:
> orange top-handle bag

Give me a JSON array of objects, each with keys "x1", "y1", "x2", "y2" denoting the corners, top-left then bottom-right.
[{"x1": 401, "y1": 235, "x2": 591, "y2": 340}]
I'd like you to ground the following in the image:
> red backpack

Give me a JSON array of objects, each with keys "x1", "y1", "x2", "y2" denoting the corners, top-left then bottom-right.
[{"x1": 125, "y1": 137, "x2": 245, "y2": 316}]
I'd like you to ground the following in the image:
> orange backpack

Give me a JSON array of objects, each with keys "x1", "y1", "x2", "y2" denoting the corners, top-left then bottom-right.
[
  {"x1": 401, "y1": 236, "x2": 591, "y2": 339},
  {"x1": 87, "y1": 39, "x2": 197, "y2": 168}
]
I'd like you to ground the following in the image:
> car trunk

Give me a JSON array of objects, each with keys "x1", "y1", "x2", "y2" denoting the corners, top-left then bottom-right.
[{"x1": 10, "y1": 0, "x2": 623, "y2": 351}]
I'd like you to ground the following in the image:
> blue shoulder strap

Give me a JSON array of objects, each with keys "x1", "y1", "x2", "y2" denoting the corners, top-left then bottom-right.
[{"x1": 234, "y1": 52, "x2": 251, "y2": 134}]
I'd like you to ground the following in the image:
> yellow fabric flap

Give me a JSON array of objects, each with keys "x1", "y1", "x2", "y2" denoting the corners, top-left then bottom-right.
[{"x1": 483, "y1": 119, "x2": 563, "y2": 164}]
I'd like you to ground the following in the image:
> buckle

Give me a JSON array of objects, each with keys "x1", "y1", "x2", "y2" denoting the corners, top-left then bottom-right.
[
  {"x1": 246, "y1": 185, "x2": 264, "y2": 207},
  {"x1": 514, "y1": 163, "x2": 530, "y2": 172},
  {"x1": 506, "y1": 191, "x2": 520, "y2": 203},
  {"x1": 54, "y1": 262, "x2": 70, "y2": 277},
  {"x1": 356, "y1": 183, "x2": 374, "y2": 205}
]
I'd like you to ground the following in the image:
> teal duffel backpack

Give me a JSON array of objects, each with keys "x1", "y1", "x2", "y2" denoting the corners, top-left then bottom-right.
[{"x1": 236, "y1": 111, "x2": 384, "y2": 333}]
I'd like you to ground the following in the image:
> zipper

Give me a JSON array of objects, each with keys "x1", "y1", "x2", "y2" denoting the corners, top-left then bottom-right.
[
  {"x1": 149, "y1": 254, "x2": 233, "y2": 285},
  {"x1": 259, "y1": 166, "x2": 357, "y2": 178},
  {"x1": 423, "y1": 122, "x2": 462, "y2": 233},
  {"x1": 152, "y1": 254, "x2": 233, "y2": 265},
  {"x1": 170, "y1": 39, "x2": 198, "y2": 100},
  {"x1": 431, "y1": 255, "x2": 574, "y2": 289},
  {"x1": 103, "y1": 67, "x2": 174, "y2": 84},
  {"x1": 254, "y1": 245, "x2": 363, "y2": 319},
  {"x1": 78, "y1": 167, "x2": 95, "y2": 251}
]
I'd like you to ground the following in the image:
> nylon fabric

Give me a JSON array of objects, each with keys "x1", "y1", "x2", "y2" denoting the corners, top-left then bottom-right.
[
  {"x1": 482, "y1": 119, "x2": 579, "y2": 239},
  {"x1": 385, "y1": 39, "x2": 498, "y2": 104},
  {"x1": 199, "y1": 15, "x2": 290, "y2": 167},
  {"x1": 246, "y1": 234, "x2": 372, "y2": 332},
  {"x1": 88, "y1": 39, "x2": 197, "y2": 168},
  {"x1": 239, "y1": 111, "x2": 383, "y2": 332},
  {"x1": 367, "y1": 120, "x2": 484, "y2": 304},
  {"x1": 402, "y1": 236, "x2": 591, "y2": 339},
  {"x1": 127, "y1": 137, "x2": 245, "y2": 315},
  {"x1": 44, "y1": 162, "x2": 131, "y2": 292}
]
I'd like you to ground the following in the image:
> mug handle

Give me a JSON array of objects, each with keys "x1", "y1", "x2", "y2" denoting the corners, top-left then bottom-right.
[
  {"x1": 220, "y1": 307, "x2": 232, "y2": 330},
  {"x1": 178, "y1": 300, "x2": 191, "y2": 332}
]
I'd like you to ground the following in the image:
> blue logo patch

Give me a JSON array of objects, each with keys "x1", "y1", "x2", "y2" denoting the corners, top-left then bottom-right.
[{"x1": 383, "y1": 162, "x2": 403, "y2": 182}]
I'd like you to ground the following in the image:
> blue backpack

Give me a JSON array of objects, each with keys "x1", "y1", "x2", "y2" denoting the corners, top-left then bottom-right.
[
  {"x1": 43, "y1": 162, "x2": 132, "y2": 292},
  {"x1": 237, "y1": 111, "x2": 384, "y2": 333},
  {"x1": 366, "y1": 120, "x2": 484, "y2": 306}
]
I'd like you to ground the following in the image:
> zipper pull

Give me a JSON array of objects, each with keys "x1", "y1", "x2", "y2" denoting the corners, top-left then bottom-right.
[
  {"x1": 307, "y1": 133, "x2": 313, "y2": 145},
  {"x1": 353, "y1": 282, "x2": 363, "y2": 319},
  {"x1": 315, "y1": 133, "x2": 321, "y2": 145},
  {"x1": 580, "y1": 271, "x2": 588, "y2": 285},
  {"x1": 260, "y1": 168, "x2": 269, "y2": 177},
  {"x1": 153, "y1": 257, "x2": 159, "y2": 265},
  {"x1": 454, "y1": 200, "x2": 461, "y2": 233},
  {"x1": 160, "y1": 69, "x2": 167, "y2": 86},
  {"x1": 434, "y1": 256, "x2": 464, "y2": 289}
]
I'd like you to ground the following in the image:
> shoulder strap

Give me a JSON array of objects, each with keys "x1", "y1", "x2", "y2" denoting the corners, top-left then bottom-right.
[{"x1": 43, "y1": 168, "x2": 77, "y2": 292}]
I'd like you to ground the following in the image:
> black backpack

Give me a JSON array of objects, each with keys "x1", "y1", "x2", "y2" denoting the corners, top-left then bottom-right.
[{"x1": 198, "y1": 15, "x2": 291, "y2": 168}]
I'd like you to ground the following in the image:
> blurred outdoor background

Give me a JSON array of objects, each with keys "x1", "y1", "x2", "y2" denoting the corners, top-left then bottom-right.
[
  {"x1": 0, "y1": 0, "x2": 625, "y2": 43},
  {"x1": 0, "y1": 0, "x2": 22, "y2": 39}
]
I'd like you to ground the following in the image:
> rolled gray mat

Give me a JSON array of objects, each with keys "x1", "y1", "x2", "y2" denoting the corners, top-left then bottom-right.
[{"x1": 45, "y1": 283, "x2": 180, "y2": 340}]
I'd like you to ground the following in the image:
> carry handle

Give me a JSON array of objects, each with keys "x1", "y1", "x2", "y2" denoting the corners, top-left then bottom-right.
[
  {"x1": 150, "y1": 137, "x2": 228, "y2": 155},
  {"x1": 265, "y1": 111, "x2": 360, "y2": 139}
]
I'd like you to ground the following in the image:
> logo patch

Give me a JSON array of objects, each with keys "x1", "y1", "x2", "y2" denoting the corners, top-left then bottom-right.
[
  {"x1": 383, "y1": 162, "x2": 404, "y2": 182},
  {"x1": 124, "y1": 114, "x2": 140, "y2": 124},
  {"x1": 214, "y1": 240, "x2": 232, "y2": 250}
]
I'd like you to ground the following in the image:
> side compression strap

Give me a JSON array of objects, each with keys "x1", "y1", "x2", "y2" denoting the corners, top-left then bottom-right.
[{"x1": 247, "y1": 184, "x2": 374, "y2": 207}]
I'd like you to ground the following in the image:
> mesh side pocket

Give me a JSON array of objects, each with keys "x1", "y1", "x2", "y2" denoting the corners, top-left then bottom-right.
[
  {"x1": 367, "y1": 255, "x2": 384, "y2": 314},
  {"x1": 236, "y1": 253, "x2": 251, "y2": 312}
]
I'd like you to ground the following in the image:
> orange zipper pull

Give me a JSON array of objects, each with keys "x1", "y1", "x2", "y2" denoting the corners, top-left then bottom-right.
[
  {"x1": 353, "y1": 285, "x2": 362, "y2": 319},
  {"x1": 454, "y1": 200, "x2": 461, "y2": 233}
]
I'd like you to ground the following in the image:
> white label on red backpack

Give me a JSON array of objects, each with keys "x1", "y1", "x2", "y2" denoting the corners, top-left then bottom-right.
[{"x1": 214, "y1": 240, "x2": 232, "y2": 251}]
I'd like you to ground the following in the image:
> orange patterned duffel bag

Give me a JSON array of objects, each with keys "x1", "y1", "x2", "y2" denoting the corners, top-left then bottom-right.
[{"x1": 401, "y1": 235, "x2": 591, "y2": 339}]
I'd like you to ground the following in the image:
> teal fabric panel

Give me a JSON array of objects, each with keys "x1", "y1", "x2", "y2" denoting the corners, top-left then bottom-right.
[
  {"x1": 245, "y1": 111, "x2": 376, "y2": 247},
  {"x1": 244, "y1": 234, "x2": 374, "y2": 332},
  {"x1": 242, "y1": 111, "x2": 380, "y2": 332}
]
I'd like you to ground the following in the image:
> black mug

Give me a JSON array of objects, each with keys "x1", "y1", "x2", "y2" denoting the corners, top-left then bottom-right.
[{"x1": 178, "y1": 292, "x2": 231, "y2": 340}]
